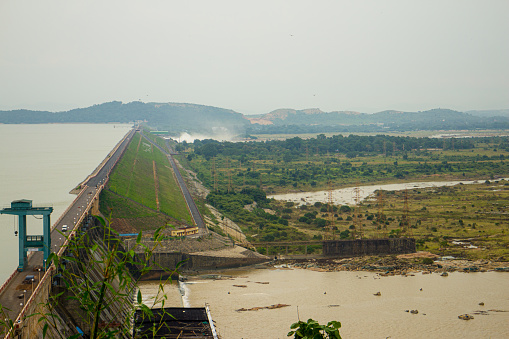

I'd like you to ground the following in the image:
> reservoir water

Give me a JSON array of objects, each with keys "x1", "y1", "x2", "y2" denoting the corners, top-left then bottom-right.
[{"x1": 0, "y1": 123, "x2": 130, "y2": 282}]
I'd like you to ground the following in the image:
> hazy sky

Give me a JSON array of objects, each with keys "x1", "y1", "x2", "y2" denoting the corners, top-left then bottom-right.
[{"x1": 1, "y1": 1, "x2": 508, "y2": 114}]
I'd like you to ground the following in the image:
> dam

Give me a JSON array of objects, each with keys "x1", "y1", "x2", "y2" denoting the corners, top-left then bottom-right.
[{"x1": 0, "y1": 126, "x2": 415, "y2": 338}]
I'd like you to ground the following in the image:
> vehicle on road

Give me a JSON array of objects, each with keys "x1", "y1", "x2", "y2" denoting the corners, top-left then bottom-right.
[
  {"x1": 62, "y1": 225, "x2": 68, "y2": 232},
  {"x1": 22, "y1": 275, "x2": 36, "y2": 284}
]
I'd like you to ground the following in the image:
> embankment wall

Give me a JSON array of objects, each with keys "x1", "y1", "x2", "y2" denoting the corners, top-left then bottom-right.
[
  {"x1": 322, "y1": 238, "x2": 416, "y2": 257},
  {"x1": 139, "y1": 251, "x2": 267, "y2": 278}
]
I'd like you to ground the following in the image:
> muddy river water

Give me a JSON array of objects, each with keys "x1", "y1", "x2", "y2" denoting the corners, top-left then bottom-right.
[
  {"x1": 268, "y1": 179, "x2": 504, "y2": 206},
  {"x1": 180, "y1": 267, "x2": 509, "y2": 339}
]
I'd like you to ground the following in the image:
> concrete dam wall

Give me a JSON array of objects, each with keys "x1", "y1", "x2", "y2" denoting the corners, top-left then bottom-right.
[
  {"x1": 322, "y1": 238, "x2": 416, "y2": 257},
  {"x1": 139, "y1": 248, "x2": 269, "y2": 279}
]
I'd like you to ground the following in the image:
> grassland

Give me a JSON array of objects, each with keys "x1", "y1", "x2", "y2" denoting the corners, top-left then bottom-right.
[
  {"x1": 102, "y1": 132, "x2": 192, "y2": 231},
  {"x1": 185, "y1": 145, "x2": 509, "y2": 195},
  {"x1": 142, "y1": 127, "x2": 170, "y2": 153},
  {"x1": 176, "y1": 134, "x2": 509, "y2": 259},
  {"x1": 270, "y1": 180, "x2": 509, "y2": 260}
]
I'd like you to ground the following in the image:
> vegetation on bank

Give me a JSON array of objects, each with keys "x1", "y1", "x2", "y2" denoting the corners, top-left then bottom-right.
[
  {"x1": 101, "y1": 132, "x2": 192, "y2": 230},
  {"x1": 268, "y1": 180, "x2": 509, "y2": 260},
  {"x1": 174, "y1": 133, "x2": 509, "y2": 259},
  {"x1": 186, "y1": 134, "x2": 509, "y2": 193}
]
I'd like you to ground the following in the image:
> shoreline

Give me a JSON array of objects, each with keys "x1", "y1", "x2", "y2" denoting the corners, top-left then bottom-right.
[{"x1": 267, "y1": 252, "x2": 509, "y2": 276}]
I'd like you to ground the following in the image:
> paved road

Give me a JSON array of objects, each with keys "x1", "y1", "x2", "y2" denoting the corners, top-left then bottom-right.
[
  {"x1": 0, "y1": 128, "x2": 135, "y2": 328},
  {"x1": 138, "y1": 131, "x2": 207, "y2": 234},
  {"x1": 166, "y1": 156, "x2": 206, "y2": 232}
]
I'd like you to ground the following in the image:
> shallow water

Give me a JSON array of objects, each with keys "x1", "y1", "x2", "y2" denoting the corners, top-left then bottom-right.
[
  {"x1": 184, "y1": 267, "x2": 509, "y2": 339},
  {"x1": 268, "y1": 179, "x2": 500, "y2": 206}
]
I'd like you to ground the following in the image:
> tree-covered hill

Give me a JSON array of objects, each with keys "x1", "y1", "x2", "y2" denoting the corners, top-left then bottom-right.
[
  {"x1": 246, "y1": 108, "x2": 509, "y2": 134},
  {"x1": 0, "y1": 101, "x2": 249, "y2": 136},
  {"x1": 1, "y1": 102, "x2": 508, "y2": 135}
]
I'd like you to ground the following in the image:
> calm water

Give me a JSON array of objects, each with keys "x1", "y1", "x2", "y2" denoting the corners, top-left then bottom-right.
[
  {"x1": 184, "y1": 267, "x2": 509, "y2": 339},
  {"x1": 0, "y1": 124, "x2": 130, "y2": 282},
  {"x1": 268, "y1": 180, "x2": 505, "y2": 206}
]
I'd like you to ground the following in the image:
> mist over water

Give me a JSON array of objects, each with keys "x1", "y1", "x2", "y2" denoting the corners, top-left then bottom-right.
[
  {"x1": 178, "y1": 130, "x2": 236, "y2": 143},
  {"x1": 0, "y1": 124, "x2": 130, "y2": 282}
]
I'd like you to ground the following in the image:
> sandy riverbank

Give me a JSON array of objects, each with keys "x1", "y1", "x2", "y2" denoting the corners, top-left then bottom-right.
[{"x1": 268, "y1": 251, "x2": 509, "y2": 276}]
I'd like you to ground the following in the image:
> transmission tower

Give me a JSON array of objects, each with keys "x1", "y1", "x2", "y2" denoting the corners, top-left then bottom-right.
[
  {"x1": 401, "y1": 188, "x2": 410, "y2": 234},
  {"x1": 226, "y1": 158, "x2": 231, "y2": 193},
  {"x1": 377, "y1": 190, "x2": 386, "y2": 237},
  {"x1": 353, "y1": 184, "x2": 363, "y2": 239},
  {"x1": 326, "y1": 179, "x2": 335, "y2": 240},
  {"x1": 212, "y1": 157, "x2": 217, "y2": 192}
]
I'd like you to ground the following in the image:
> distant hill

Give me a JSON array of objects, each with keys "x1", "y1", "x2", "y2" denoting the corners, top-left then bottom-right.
[
  {"x1": 0, "y1": 101, "x2": 249, "y2": 137},
  {"x1": 466, "y1": 109, "x2": 509, "y2": 118},
  {"x1": 245, "y1": 108, "x2": 509, "y2": 134},
  {"x1": 1, "y1": 102, "x2": 508, "y2": 135}
]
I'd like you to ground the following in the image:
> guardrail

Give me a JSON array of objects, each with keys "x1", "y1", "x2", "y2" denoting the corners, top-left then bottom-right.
[
  {"x1": 5, "y1": 265, "x2": 55, "y2": 339},
  {"x1": 80, "y1": 129, "x2": 133, "y2": 187},
  {"x1": 0, "y1": 270, "x2": 18, "y2": 298}
]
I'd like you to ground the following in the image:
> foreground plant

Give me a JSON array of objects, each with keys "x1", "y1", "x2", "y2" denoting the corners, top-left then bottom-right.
[
  {"x1": 288, "y1": 318, "x2": 342, "y2": 339},
  {"x1": 30, "y1": 214, "x2": 180, "y2": 339}
]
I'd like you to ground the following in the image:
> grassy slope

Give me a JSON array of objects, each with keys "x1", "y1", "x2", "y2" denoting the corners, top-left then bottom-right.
[{"x1": 104, "y1": 132, "x2": 192, "y2": 228}]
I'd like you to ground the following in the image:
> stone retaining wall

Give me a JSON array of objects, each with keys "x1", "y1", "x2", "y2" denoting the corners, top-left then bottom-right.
[
  {"x1": 138, "y1": 250, "x2": 268, "y2": 277},
  {"x1": 322, "y1": 238, "x2": 416, "y2": 257}
]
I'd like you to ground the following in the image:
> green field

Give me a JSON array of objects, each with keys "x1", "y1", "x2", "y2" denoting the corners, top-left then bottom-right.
[{"x1": 103, "y1": 132, "x2": 192, "y2": 229}]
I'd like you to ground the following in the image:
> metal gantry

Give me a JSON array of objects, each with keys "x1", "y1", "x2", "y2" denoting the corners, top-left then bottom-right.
[{"x1": 0, "y1": 199, "x2": 53, "y2": 271}]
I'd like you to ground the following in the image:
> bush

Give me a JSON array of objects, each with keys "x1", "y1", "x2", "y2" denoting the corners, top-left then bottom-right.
[{"x1": 422, "y1": 257, "x2": 434, "y2": 265}]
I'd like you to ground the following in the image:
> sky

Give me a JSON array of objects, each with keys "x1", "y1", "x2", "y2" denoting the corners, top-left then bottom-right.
[{"x1": 1, "y1": 0, "x2": 508, "y2": 115}]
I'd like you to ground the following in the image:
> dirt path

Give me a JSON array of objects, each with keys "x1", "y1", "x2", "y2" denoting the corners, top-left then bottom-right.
[
  {"x1": 126, "y1": 134, "x2": 142, "y2": 196},
  {"x1": 153, "y1": 160, "x2": 160, "y2": 211}
]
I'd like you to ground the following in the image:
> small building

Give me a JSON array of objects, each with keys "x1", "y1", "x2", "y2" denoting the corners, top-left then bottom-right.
[{"x1": 170, "y1": 226, "x2": 199, "y2": 237}]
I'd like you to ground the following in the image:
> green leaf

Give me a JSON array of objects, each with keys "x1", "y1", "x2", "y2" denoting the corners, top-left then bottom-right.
[
  {"x1": 139, "y1": 304, "x2": 153, "y2": 317},
  {"x1": 42, "y1": 323, "x2": 48, "y2": 338},
  {"x1": 94, "y1": 215, "x2": 106, "y2": 226},
  {"x1": 137, "y1": 289, "x2": 142, "y2": 304},
  {"x1": 136, "y1": 231, "x2": 142, "y2": 244},
  {"x1": 327, "y1": 321, "x2": 341, "y2": 329}
]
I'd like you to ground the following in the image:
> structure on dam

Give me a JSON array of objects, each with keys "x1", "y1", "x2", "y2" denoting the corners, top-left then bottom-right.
[
  {"x1": 0, "y1": 200, "x2": 53, "y2": 271},
  {"x1": 322, "y1": 238, "x2": 416, "y2": 257}
]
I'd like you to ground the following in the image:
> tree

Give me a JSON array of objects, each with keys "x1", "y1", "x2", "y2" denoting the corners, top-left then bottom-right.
[{"x1": 288, "y1": 318, "x2": 341, "y2": 339}]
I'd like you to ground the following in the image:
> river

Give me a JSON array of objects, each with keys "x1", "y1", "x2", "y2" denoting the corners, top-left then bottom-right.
[
  {"x1": 0, "y1": 123, "x2": 130, "y2": 282},
  {"x1": 268, "y1": 180, "x2": 503, "y2": 206},
  {"x1": 182, "y1": 267, "x2": 509, "y2": 339}
]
